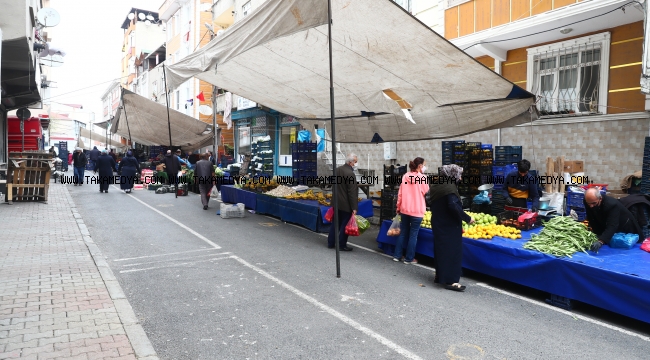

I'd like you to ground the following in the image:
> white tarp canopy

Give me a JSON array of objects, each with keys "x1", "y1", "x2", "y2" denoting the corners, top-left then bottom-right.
[
  {"x1": 79, "y1": 127, "x2": 109, "y2": 144},
  {"x1": 166, "y1": 0, "x2": 537, "y2": 143},
  {"x1": 111, "y1": 89, "x2": 214, "y2": 152}
]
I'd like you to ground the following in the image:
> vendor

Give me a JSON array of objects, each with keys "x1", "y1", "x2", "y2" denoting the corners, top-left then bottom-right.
[
  {"x1": 503, "y1": 159, "x2": 540, "y2": 210},
  {"x1": 584, "y1": 188, "x2": 643, "y2": 252}
]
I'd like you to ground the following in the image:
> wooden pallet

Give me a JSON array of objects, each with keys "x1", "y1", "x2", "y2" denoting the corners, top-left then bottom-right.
[{"x1": 6, "y1": 151, "x2": 53, "y2": 205}]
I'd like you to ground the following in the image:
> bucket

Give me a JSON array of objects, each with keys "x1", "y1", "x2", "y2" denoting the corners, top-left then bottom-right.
[{"x1": 538, "y1": 197, "x2": 551, "y2": 210}]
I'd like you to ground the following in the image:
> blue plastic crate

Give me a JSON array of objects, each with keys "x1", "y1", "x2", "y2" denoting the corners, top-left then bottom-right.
[
  {"x1": 481, "y1": 144, "x2": 492, "y2": 149},
  {"x1": 567, "y1": 192, "x2": 585, "y2": 207}
]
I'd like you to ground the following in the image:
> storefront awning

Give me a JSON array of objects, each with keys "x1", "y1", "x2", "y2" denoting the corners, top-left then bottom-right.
[
  {"x1": 166, "y1": 0, "x2": 537, "y2": 143},
  {"x1": 1, "y1": 37, "x2": 41, "y2": 110},
  {"x1": 111, "y1": 89, "x2": 214, "y2": 152}
]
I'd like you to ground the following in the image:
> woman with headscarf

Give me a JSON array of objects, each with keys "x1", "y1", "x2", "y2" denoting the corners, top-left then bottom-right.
[
  {"x1": 427, "y1": 164, "x2": 474, "y2": 292},
  {"x1": 94, "y1": 149, "x2": 117, "y2": 193},
  {"x1": 118, "y1": 150, "x2": 140, "y2": 193}
]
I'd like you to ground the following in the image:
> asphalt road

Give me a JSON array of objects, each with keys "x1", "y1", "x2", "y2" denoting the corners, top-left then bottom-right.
[{"x1": 68, "y1": 182, "x2": 650, "y2": 360}]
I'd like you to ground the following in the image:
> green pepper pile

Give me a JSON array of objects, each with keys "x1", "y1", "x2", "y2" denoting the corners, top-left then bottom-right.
[{"x1": 523, "y1": 216, "x2": 597, "y2": 258}]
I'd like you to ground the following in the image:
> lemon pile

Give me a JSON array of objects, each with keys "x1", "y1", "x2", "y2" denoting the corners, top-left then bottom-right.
[
  {"x1": 464, "y1": 224, "x2": 522, "y2": 240},
  {"x1": 421, "y1": 211, "x2": 432, "y2": 229}
]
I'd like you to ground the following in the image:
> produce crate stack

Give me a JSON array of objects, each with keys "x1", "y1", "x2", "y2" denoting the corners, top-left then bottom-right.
[
  {"x1": 642, "y1": 137, "x2": 650, "y2": 194},
  {"x1": 291, "y1": 142, "x2": 316, "y2": 184},
  {"x1": 149, "y1": 146, "x2": 165, "y2": 159},
  {"x1": 380, "y1": 164, "x2": 406, "y2": 223},
  {"x1": 441, "y1": 140, "x2": 464, "y2": 166},
  {"x1": 565, "y1": 188, "x2": 606, "y2": 221},
  {"x1": 491, "y1": 192, "x2": 507, "y2": 215},
  {"x1": 465, "y1": 142, "x2": 482, "y2": 196},
  {"x1": 494, "y1": 146, "x2": 522, "y2": 166},
  {"x1": 250, "y1": 138, "x2": 274, "y2": 179},
  {"x1": 478, "y1": 144, "x2": 493, "y2": 185}
]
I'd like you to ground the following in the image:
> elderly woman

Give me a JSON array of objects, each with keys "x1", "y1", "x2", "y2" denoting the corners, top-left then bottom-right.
[
  {"x1": 118, "y1": 150, "x2": 140, "y2": 194},
  {"x1": 427, "y1": 164, "x2": 473, "y2": 292},
  {"x1": 94, "y1": 150, "x2": 117, "y2": 193}
]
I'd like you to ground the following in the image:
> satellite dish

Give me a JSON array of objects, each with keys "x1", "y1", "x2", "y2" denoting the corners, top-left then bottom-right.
[
  {"x1": 199, "y1": 105, "x2": 213, "y2": 116},
  {"x1": 127, "y1": 13, "x2": 135, "y2": 20},
  {"x1": 138, "y1": 13, "x2": 146, "y2": 20},
  {"x1": 37, "y1": 8, "x2": 60, "y2": 27},
  {"x1": 146, "y1": 14, "x2": 154, "y2": 21},
  {"x1": 41, "y1": 54, "x2": 64, "y2": 67}
]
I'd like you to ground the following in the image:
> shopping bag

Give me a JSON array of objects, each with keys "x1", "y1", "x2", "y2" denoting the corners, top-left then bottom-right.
[
  {"x1": 356, "y1": 215, "x2": 370, "y2": 235},
  {"x1": 640, "y1": 238, "x2": 650, "y2": 253},
  {"x1": 609, "y1": 232, "x2": 639, "y2": 249},
  {"x1": 387, "y1": 215, "x2": 401, "y2": 236},
  {"x1": 324, "y1": 207, "x2": 334, "y2": 223},
  {"x1": 345, "y1": 215, "x2": 360, "y2": 236}
]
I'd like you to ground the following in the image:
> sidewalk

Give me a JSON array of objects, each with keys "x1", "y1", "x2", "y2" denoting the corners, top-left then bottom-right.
[{"x1": 0, "y1": 183, "x2": 157, "y2": 360}]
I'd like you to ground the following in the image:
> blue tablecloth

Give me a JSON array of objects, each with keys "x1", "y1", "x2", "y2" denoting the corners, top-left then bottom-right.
[
  {"x1": 220, "y1": 185, "x2": 257, "y2": 210},
  {"x1": 279, "y1": 199, "x2": 322, "y2": 232},
  {"x1": 255, "y1": 194, "x2": 284, "y2": 218},
  {"x1": 320, "y1": 200, "x2": 373, "y2": 224},
  {"x1": 376, "y1": 220, "x2": 650, "y2": 324}
]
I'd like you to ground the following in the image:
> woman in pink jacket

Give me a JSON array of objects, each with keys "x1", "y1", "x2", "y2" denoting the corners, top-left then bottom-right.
[{"x1": 393, "y1": 157, "x2": 430, "y2": 264}]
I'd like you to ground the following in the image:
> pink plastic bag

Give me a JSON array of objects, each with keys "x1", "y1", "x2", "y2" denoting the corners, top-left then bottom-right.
[
  {"x1": 641, "y1": 238, "x2": 650, "y2": 253},
  {"x1": 324, "y1": 207, "x2": 334, "y2": 223}
]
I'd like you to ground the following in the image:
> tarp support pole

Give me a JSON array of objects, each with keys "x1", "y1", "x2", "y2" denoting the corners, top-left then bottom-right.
[
  {"x1": 163, "y1": 63, "x2": 178, "y2": 198},
  {"x1": 121, "y1": 88, "x2": 133, "y2": 150},
  {"x1": 328, "y1": 0, "x2": 341, "y2": 278}
]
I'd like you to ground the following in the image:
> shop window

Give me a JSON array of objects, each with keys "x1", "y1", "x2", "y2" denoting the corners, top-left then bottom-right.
[
  {"x1": 242, "y1": 1, "x2": 251, "y2": 17},
  {"x1": 527, "y1": 32, "x2": 610, "y2": 116}
]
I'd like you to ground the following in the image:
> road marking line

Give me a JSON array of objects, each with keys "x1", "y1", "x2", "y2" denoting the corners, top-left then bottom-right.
[
  {"x1": 475, "y1": 282, "x2": 650, "y2": 342},
  {"x1": 121, "y1": 252, "x2": 232, "y2": 267},
  {"x1": 120, "y1": 257, "x2": 231, "y2": 273},
  {"x1": 114, "y1": 248, "x2": 223, "y2": 262},
  {"x1": 230, "y1": 255, "x2": 423, "y2": 360},
  {"x1": 114, "y1": 185, "x2": 220, "y2": 249}
]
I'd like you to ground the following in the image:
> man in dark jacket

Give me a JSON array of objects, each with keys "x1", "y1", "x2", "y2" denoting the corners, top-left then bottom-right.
[
  {"x1": 327, "y1": 153, "x2": 358, "y2": 251},
  {"x1": 195, "y1": 153, "x2": 214, "y2": 210},
  {"x1": 503, "y1": 159, "x2": 540, "y2": 210},
  {"x1": 584, "y1": 188, "x2": 643, "y2": 252},
  {"x1": 72, "y1": 147, "x2": 88, "y2": 186},
  {"x1": 88, "y1": 146, "x2": 100, "y2": 170},
  {"x1": 94, "y1": 150, "x2": 117, "y2": 193},
  {"x1": 163, "y1": 150, "x2": 181, "y2": 185}
]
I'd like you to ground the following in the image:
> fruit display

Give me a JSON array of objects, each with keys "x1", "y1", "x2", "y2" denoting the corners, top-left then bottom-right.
[
  {"x1": 264, "y1": 185, "x2": 296, "y2": 197},
  {"x1": 421, "y1": 211, "x2": 432, "y2": 229},
  {"x1": 462, "y1": 211, "x2": 498, "y2": 231},
  {"x1": 464, "y1": 224, "x2": 521, "y2": 240}
]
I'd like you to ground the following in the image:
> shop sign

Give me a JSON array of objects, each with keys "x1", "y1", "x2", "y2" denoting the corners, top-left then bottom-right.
[
  {"x1": 237, "y1": 97, "x2": 257, "y2": 110},
  {"x1": 239, "y1": 126, "x2": 250, "y2": 147},
  {"x1": 290, "y1": 127, "x2": 296, "y2": 143}
]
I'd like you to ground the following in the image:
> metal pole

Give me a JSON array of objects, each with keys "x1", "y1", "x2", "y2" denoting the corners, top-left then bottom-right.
[
  {"x1": 328, "y1": 0, "x2": 341, "y2": 278},
  {"x1": 21, "y1": 120, "x2": 24, "y2": 152},
  {"x1": 210, "y1": 32, "x2": 218, "y2": 163},
  {"x1": 162, "y1": 63, "x2": 177, "y2": 198}
]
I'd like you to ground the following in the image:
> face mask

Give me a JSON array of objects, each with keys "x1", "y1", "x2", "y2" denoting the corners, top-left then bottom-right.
[
  {"x1": 352, "y1": 164, "x2": 358, "y2": 170},
  {"x1": 421, "y1": 166, "x2": 427, "y2": 173}
]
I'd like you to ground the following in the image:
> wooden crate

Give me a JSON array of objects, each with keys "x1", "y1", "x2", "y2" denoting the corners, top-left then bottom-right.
[{"x1": 6, "y1": 151, "x2": 53, "y2": 205}]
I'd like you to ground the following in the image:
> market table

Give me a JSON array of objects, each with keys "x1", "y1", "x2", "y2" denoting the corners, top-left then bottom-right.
[
  {"x1": 273, "y1": 199, "x2": 373, "y2": 233},
  {"x1": 376, "y1": 220, "x2": 650, "y2": 324},
  {"x1": 220, "y1": 185, "x2": 257, "y2": 210}
]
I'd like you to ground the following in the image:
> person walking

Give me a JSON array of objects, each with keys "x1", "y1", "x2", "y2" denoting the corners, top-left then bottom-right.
[
  {"x1": 392, "y1": 157, "x2": 430, "y2": 264},
  {"x1": 118, "y1": 150, "x2": 140, "y2": 194},
  {"x1": 163, "y1": 150, "x2": 181, "y2": 186},
  {"x1": 72, "y1": 147, "x2": 88, "y2": 186},
  {"x1": 327, "y1": 153, "x2": 359, "y2": 251},
  {"x1": 94, "y1": 150, "x2": 117, "y2": 193},
  {"x1": 108, "y1": 149, "x2": 117, "y2": 162},
  {"x1": 427, "y1": 164, "x2": 473, "y2": 292},
  {"x1": 88, "y1": 146, "x2": 100, "y2": 169},
  {"x1": 195, "y1": 153, "x2": 214, "y2": 210}
]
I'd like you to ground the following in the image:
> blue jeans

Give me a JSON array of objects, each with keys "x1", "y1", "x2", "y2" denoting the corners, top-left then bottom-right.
[
  {"x1": 393, "y1": 214, "x2": 422, "y2": 262},
  {"x1": 74, "y1": 167, "x2": 85, "y2": 185}
]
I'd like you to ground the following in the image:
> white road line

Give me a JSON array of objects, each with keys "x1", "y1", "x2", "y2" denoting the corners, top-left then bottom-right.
[
  {"x1": 120, "y1": 257, "x2": 231, "y2": 273},
  {"x1": 230, "y1": 255, "x2": 423, "y2": 360},
  {"x1": 475, "y1": 282, "x2": 650, "y2": 342},
  {"x1": 114, "y1": 185, "x2": 220, "y2": 249},
  {"x1": 114, "y1": 248, "x2": 223, "y2": 262},
  {"x1": 121, "y1": 252, "x2": 232, "y2": 267}
]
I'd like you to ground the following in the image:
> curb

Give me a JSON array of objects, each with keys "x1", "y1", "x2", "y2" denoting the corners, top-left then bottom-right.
[{"x1": 64, "y1": 186, "x2": 159, "y2": 360}]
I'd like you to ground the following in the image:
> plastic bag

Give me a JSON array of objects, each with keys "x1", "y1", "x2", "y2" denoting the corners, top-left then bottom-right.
[
  {"x1": 387, "y1": 215, "x2": 401, "y2": 237},
  {"x1": 641, "y1": 238, "x2": 650, "y2": 253},
  {"x1": 356, "y1": 215, "x2": 370, "y2": 235},
  {"x1": 324, "y1": 207, "x2": 334, "y2": 223},
  {"x1": 473, "y1": 191, "x2": 490, "y2": 205},
  {"x1": 609, "y1": 232, "x2": 639, "y2": 249},
  {"x1": 345, "y1": 215, "x2": 360, "y2": 236}
]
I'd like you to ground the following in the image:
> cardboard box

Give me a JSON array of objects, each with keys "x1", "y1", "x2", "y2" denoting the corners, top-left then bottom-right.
[{"x1": 563, "y1": 160, "x2": 584, "y2": 173}]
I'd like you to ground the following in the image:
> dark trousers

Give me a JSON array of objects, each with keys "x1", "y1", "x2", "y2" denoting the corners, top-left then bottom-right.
[
  {"x1": 511, "y1": 197, "x2": 528, "y2": 209},
  {"x1": 199, "y1": 183, "x2": 212, "y2": 207},
  {"x1": 327, "y1": 210, "x2": 352, "y2": 248}
]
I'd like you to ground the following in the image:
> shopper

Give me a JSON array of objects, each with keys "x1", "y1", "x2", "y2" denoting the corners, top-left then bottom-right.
[
  {"x1": 327, "y1": 153, "x2": 358, "y2": 251},
  {"x1": 163, "y1": 150, "x2": 181, "y2": 186},
  {"x1": 48, "y1": 146, "x2": 57, "y2": 157},
  {"x1": 195, "y1": 153, "x2": 214, "y2": 210},
  {"x1": 118, "y1": 150, "x2": 140, "y2": 194},
  {"x1": 108, "y1": 149, "x2": 117, "y2": 162},
  {"x1": 94, "y1": 150, "x2": 117, "y2": 193},
  {"x1": 392, "y1": 157, "x2": 430, "y2": 264},
  {"x1": 72, "y1": 147, "x2": 88, "y2": 186},
  {"x1": 427, "y1": 164, "x2": 473, "y2": 292}
]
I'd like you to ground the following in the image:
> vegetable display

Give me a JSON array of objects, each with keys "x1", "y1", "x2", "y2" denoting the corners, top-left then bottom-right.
[
  {"x1": 264, "y1": 185, "x2": 296, "y2": 197},
  {"x1": 523, "y1": 216, "x2": 597, "y2": 257}
]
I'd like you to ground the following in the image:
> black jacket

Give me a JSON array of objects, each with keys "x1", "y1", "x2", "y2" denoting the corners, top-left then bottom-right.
[
  {"x1": 94, "y1": 154, "x2": 117, "y2": 177},
  {"x1": 194, "y1": 159, "x2": 213, "y2": 185},
  {"x1": 163, "y1": 153, "x2": 181, "y2": 175},
  {"x1": 89, "y1": 148, "x2": 100, "y2": 161},
  {"x1": 72, "y1": 151, "x2": 88, "y2": 168},
  {"x1": 334, "y1": 164, "x2": 358, "y2": 213},
  {"x1": 619, "y1": 194, "x2": 650, "y2": 235},
  {"x1": 584, "y1": 194, "x2": 643, "y2": 244}
]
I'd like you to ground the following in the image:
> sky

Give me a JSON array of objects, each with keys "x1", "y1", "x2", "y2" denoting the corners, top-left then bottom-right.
[{"x1": 46, "y1": 0, "x2": 161, "y2": 123}]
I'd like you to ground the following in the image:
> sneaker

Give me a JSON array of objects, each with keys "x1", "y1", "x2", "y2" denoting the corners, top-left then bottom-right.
[
  {"x1": 404, "y1": 259, "x2": 418, "y2": 265},
  {"x1": 392, "y1": 258, "x2": 400, "y2": 262}
]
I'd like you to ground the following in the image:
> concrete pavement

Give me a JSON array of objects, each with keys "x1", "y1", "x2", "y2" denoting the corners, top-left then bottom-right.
[{"x1": 0, "y1": 182, "x2": 157, "y2": 360}]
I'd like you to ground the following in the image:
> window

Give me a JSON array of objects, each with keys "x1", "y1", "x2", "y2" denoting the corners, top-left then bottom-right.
[
  {"x1": 175, "y1": 90, "x2": 180, "y2": 110},
  {"x1": 527, "y1": 32, "x2": 610, "y2": 116},
  {"x1": 393, "y1": 0, "x2": 412, "y2": 12},
  {"x1": 242, "y1": 1, "x2": 251, "y2": 17},
  {"x1": 173, "y1": 13, "x2": 180, "y2": 35}
]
